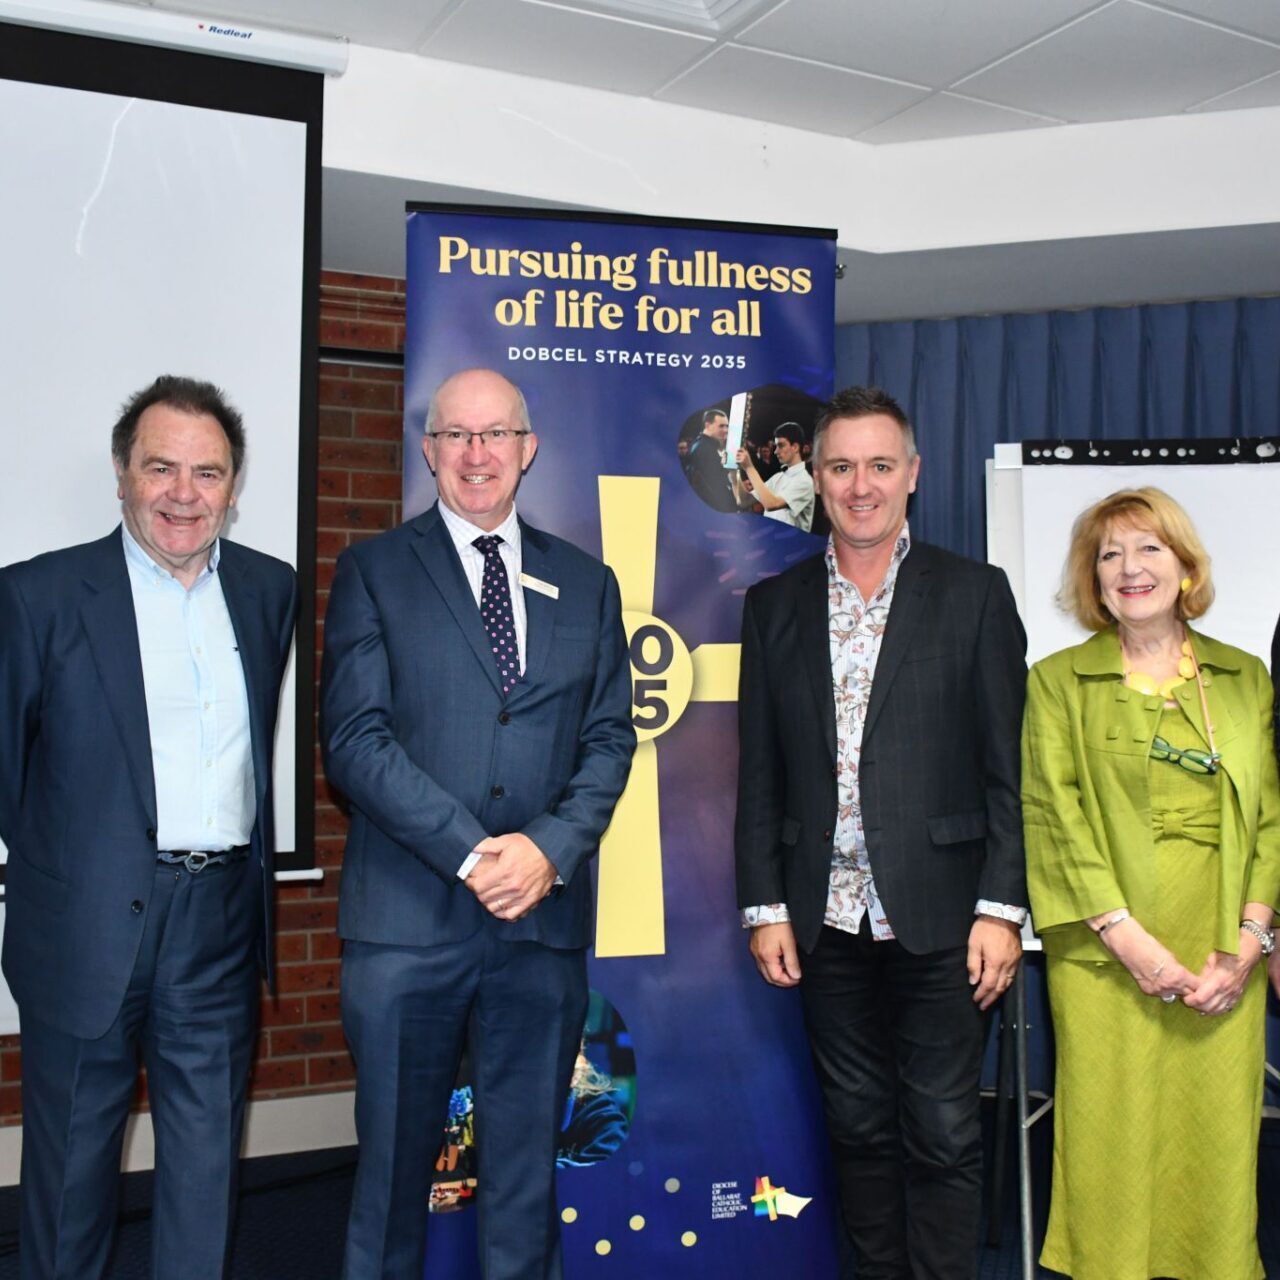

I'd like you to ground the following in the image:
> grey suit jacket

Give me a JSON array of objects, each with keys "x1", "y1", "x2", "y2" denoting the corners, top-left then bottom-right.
[{"x1": 734, "y1": 540, "x2": 1027, "y2": 955}]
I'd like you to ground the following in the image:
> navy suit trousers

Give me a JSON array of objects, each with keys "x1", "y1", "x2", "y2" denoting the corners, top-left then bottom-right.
[
  {"x1": 340, "y1": 932, "x2": 587, "y2": 1280},
  {"x1": 18, "y1": 858, "x2": 260, "y2": 1280}
]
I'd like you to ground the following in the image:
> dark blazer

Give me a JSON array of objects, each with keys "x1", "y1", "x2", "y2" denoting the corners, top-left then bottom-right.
[
  {"x1": 0, "y1": 529, "x2": 297, "y2": 1039},
  {"x1": 735, "y1": 540, "x2": 1027, "y2": 955},
  {"x1": 320, "y1": 504, "x2": 635, "y2": 950}
]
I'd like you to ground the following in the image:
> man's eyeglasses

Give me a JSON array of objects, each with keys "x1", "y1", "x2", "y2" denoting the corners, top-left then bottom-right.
[
  {"x1": 428, "y1": 429, "x2": 530, "y2": 449},
  {"x1": 1150, "y1": 735, "x2": 1220, "y2": 775}
]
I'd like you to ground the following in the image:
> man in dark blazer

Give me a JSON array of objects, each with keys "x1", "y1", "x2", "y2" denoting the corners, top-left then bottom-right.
[
  {"x1": 0, "y1": 376, "x2": 297, "y2": 1279},
  {"x1": 322, "y1": 367, "x2": 634, "y2": 1279},
  {"x1": 735, "y1": 386, "x2": 1026, "y2": 1280}
]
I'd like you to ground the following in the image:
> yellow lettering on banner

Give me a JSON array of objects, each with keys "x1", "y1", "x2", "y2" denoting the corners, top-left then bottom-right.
[{"x1": 594, "y1": 475, "x2": 742, "y2": 958}]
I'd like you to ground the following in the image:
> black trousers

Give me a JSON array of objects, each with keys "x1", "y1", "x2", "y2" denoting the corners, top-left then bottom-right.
[{"x1": 800, "y1": 925, "x2": 987, "y2": 1280}]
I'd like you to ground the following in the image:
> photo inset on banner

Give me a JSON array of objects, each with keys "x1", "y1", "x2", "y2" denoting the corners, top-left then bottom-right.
[
  {"x1": 677, "y1": 385, "x2": 824, "y2": 534},
  {"x1": 429, "y1": 992, "x2": 637, "y2": 1213}
]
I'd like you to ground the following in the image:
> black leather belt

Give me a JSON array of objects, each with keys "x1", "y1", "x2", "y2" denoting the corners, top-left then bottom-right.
[{"x1": 156, "y1": 845, "x2": 250, "y2": 873}]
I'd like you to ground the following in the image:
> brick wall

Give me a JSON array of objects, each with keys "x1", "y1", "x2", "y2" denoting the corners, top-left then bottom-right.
[{"x1": 0, "y1": 269, "x2": 409, "y2": 1123}]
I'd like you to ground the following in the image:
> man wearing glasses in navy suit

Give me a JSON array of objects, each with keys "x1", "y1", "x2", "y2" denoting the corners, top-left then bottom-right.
[{"x1": 322, "y1": 368, "x2": 634, "y2": 1279}]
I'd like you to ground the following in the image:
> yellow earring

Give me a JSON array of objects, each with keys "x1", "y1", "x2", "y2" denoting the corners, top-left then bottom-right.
[{"x1": 1180, "y1": 576, "x2": 1192, "y2": 593}]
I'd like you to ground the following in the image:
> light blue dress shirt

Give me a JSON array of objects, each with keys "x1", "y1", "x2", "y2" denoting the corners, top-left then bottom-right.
[{"x1": 121, "y1": 526, "x2": 254, "y2": 852}]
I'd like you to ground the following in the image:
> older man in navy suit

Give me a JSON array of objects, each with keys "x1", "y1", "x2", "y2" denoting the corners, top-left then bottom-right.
[
  {"x1": 0, "y1": 376, "x2": 297, "y2": 1279},
  {"x1": 322, "y1": 367, "x2": 635, "y2": 1279}
]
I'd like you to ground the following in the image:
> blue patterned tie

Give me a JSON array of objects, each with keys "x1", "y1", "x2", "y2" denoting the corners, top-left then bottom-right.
[{"x1": 473, "y1": 535, "x2": 520, "y2": 694}]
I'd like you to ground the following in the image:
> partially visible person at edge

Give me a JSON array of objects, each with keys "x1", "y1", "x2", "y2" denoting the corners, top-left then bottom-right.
[
  {"x1": 1272, "y1": 609, "x2": 1280, "y2": 997},
  {"x1": 1023, "y1": 486, "x2": 1280, "y2": 1280}
]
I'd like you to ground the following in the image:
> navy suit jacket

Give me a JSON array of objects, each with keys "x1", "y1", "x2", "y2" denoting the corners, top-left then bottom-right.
[
  {"x1": 321, "y1": 504, "x2": 635, "y2": 950},
  {"x1": 0, "y1": 529, "x2": 297, "y2": 1039},
  {"x1": 735, "y1": 540, "x2": 1027, "y2": 955}
]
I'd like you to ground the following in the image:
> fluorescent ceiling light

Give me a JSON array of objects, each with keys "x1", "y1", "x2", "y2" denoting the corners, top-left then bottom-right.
[{"x1": 0, "y1": 0, "x2": 349, "y2": 75}]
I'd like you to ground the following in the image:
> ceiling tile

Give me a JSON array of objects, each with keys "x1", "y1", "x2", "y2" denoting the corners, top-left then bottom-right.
[
  {"x1": 161, "y1": 0, "x2": 449, "y2": 49},
  {"x1": 736, "y1": 0, "x2": 1099, "y2": 88},
  {"x1": 1187, "y1": 69, "x2": 1280, "y2": 112},
  {"x1": 1158, "y1": 0, "x2": 1280, "y2": 45},
  {"x1": 657, "y1": 44, "x2": 926, "y2": 136},
  {"x1": 421, "y1": 0, "x2": 711, "y2": 95},
  {"x1": 855, "y1": 92, "x2": 1059, "y2": 145},
  {"x1": 956, "y1": 0, "x2": 1280, "y2": 122}
]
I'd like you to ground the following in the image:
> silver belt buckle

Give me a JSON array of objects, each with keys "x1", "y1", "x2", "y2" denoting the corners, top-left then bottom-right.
[{"x1": 183, "y1": 851, "x2": 210, "y2": 873}]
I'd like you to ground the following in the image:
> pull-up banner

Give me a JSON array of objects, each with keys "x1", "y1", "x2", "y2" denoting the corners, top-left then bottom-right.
[{"x1": 404, "y1": 205, "x2": 838, "y2": 1278}]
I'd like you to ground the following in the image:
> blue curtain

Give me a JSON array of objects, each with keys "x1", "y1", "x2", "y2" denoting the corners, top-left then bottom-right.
[
  {"x1": 835, "y1": 297, "x2": 1280, "y2": 561},
  {"x1": 839, "y1": 297, "x2": 1280, "y2": 1099}
]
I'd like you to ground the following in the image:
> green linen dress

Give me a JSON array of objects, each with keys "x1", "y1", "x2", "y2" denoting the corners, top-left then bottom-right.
[{"x1": 1041, "y1": 702, "x2": 1266, "y2": 1280}]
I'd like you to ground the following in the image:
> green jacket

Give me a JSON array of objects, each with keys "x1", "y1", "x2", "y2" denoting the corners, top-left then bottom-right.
[{"x1": 1023, "y1": 626, "x2": 1280, "y2": 960}]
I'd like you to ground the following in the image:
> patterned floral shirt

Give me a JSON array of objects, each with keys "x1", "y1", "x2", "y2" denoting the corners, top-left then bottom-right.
[
  {"x1": 821, "y1": 526, "x2": 911, "y2": 938},
  {"x1": 741, "y1": 526, "x2": 909, "y2": 939}
]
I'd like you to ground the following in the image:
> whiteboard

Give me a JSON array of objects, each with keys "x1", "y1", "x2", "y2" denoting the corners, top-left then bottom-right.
[{"x1": 988, "y1": 442, "x2": 1280, "y2": 667}]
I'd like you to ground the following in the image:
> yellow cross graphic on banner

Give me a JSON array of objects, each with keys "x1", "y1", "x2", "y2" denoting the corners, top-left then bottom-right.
[{"x1": 594, "y1": 476, "x2": 741, "y2": 958}]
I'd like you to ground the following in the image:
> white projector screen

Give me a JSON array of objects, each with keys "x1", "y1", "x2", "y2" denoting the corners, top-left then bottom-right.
[{"x1": 0, "y1": 22, "x2": 322, "y2": 1030}]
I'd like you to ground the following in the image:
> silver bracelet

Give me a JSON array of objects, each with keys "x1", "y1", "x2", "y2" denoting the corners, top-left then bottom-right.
[
  {"x1": 1240, "y1": 919, "x2": 1275, "y2": 956},
  {"x1": 1095, "y1": 908, "x2": 1131, "y2": 936}
]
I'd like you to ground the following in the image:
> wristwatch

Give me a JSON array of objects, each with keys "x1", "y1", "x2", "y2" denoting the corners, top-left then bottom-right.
[{"x1": 1240, "y1": 919, "x2": 1275, "y2": 955}]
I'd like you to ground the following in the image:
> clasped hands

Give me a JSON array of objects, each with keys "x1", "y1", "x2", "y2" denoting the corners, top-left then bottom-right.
[
  {"x1": 465, "y1": 833, "x2": 557, "y2": 922},
  {"x1": 1100, "y1": 916, "x2": 1262, "y2": 1016}
]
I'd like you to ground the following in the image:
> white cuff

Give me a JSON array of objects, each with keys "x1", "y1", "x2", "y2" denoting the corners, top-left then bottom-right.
[
  {"x1": 741, "y1": 903, "x2": 791, "y2": 929},
  {"x1": 975, "y1": 899, "x2": 1027, "y2": 926}
]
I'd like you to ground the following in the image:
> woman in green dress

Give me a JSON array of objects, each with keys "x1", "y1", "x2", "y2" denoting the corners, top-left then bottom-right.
[{"x1": 1023, "y1": 486, "x2": 1280, "y2": 1280}]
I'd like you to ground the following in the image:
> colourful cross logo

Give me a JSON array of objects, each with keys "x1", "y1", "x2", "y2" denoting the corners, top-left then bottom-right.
[{"x1": 752, "y1": 1176, "x2": 786, "y2": 1220}]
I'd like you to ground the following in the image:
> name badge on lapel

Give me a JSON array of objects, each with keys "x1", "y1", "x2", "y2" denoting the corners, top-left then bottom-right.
[{"x1": 519, "y1": 572, "x2": 559, "y2": 600}]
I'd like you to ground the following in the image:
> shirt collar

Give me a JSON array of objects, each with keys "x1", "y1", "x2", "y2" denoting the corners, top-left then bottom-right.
[
  {"x1": 121, "y1": 523, "x2": 220, "y2": 582},
  {"x1": 437, "y1": 500, "x2": 522, "y2": 555},
  {"x1": 825, "y1": 521, "x2": 912, "y2": 591}
]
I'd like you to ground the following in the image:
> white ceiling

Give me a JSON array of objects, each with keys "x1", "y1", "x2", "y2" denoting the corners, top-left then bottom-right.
[
  {"x1": 106, "y1": 0, "x2": 1280, "y2": 319},
  {"x1": 140, "y1": 0, "x2": 1280, "y2": 144}
]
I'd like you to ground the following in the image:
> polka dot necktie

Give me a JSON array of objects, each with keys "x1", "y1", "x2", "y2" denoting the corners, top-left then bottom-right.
[{"x1": 473, "y1": 535, "x2": 520, "y2": 694}]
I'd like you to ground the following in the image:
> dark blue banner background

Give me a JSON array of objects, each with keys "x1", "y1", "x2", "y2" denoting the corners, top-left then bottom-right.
[{"x1": 405, "y1": 206, "x2": 838, "y2": 1277}]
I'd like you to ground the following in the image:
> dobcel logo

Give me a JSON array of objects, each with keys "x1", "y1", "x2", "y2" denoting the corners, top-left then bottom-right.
[{"x1": 594, "y1": 476, "x2": 740, "y2": 959}]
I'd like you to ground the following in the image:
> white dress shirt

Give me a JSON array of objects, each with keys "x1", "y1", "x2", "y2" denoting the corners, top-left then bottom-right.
[
  {"x1": 437, "y1": 503, "x2": 545, "y2": 881},
  {"x1": 762, "y1": 461, "x2": 816, "y2": 533},
  {"x1": 437, "y1": 501, "x2": 527, "y2": 673},
  {"x1": 122, "y1": 525, "x2": 254, "y2": 852}
]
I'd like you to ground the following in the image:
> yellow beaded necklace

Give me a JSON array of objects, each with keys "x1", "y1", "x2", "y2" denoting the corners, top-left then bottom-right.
[{"x1": 1122, "y1": 638, "x2": 1196, "y2": 700}]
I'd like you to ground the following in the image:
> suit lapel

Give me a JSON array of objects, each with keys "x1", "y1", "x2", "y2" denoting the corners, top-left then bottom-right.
[
  {"x1": 514, "y1": 522, "x2": 556, "y2": 697},
  {"x1": 796, "y1": 556, "x2": 838, "y2": 765},
  {"x1": 862, "y1": 544, "x2": 932, "y2": 745},
  {"x1": 409, "y1": 509, "x2": 504, "y2": 697},
  {"x1": 217, "y1": 545, "x2": 270, "y2": 812},
  {"x1": 78, "y1": 532, "x2": 157, "y2": 825}
]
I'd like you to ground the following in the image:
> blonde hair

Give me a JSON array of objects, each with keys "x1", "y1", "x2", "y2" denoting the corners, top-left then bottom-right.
[{"x1": 1058, "y1": 486, "x2": 1214, "y2": 631}]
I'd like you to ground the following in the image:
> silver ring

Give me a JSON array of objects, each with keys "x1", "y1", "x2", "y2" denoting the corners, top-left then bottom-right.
[
  {"x1": 496, "y1": 898, "x2": 505, "y2": 910},
  {"x1": 1161, "y1": 993, "x2": 1177, "y2": 1004}
]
